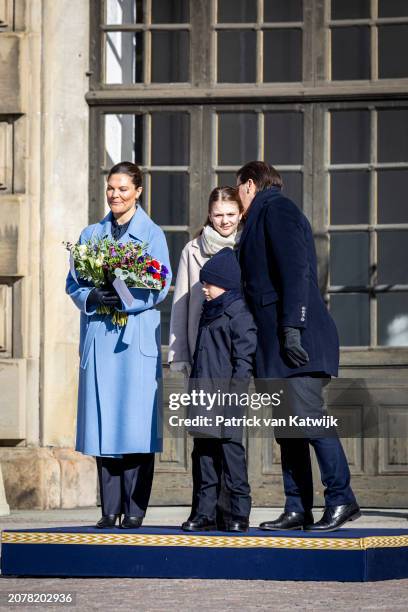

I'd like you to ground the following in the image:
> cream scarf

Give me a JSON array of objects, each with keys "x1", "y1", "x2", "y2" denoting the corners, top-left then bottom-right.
[{"x1": 200, "y1": 224, "x2": 243, "y2": 256}]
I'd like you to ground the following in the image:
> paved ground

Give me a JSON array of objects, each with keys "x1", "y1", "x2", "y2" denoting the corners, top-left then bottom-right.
[{"x1": 0, "y1": 507, "x2": 407, "y2": 611}]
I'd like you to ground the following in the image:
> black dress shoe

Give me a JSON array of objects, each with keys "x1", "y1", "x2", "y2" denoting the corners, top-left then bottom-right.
[
  {"x1": 181, "y1": 516, "x2": 217, "y2": 532},
  {"x1": 121, "y1": 515, "x2": 143, "y2": 529},
  {"x1": 304, "y1": 503, "x2": 361, "y2": 532},
  {"x1": 95, "y1": 514, "x2": 121, "y2": 529},
  {"x1": 259, "y1": 510, "x2": 314, "y2": 531},
  {"x1": 226, "y1": 518, "x2": 249, "y2": 532}
]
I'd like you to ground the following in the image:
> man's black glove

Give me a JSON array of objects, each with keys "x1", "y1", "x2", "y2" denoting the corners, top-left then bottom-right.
[
  {"x1": 87, "y1": 288, "x2": 121, "y2": 309},
  {"x1": 282, "y1": 327, "x2": 309, "y2": 368}
]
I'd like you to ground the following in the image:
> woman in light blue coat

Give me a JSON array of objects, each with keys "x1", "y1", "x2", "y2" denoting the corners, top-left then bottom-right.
[{"x1": 66, "y1": 162, "x2": 171, "y2": 529}]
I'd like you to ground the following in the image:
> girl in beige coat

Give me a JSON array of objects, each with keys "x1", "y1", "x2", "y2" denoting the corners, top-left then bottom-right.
[
  {"x1": 168, "y1": 186, "x2": 243, "y2": 373},
  {"x1": 168, "y1": 186, "x2": 243, "y2": 529}
]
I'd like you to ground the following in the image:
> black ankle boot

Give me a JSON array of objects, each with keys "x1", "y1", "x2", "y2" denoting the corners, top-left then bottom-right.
[
  {"x1": 226, "y1": 517, "x2": 249, "y2": 532},
  {"x1": 181, "y1": 516, "x2": 217, "y2": 531},
  {"x1": 121, "y1": 515, "x2": 143, "y2": 529},
  {"x1": 95, "y1": 514, "x2": 121, "y2": 529}
]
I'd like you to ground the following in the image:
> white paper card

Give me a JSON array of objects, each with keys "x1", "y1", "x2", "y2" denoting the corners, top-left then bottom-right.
[
  {"x1": 69, "y1": 253, "x2": 78, "y2": 284},
  {"x1": 113, "y1": 278, "x2": 134, "y2": 307}
]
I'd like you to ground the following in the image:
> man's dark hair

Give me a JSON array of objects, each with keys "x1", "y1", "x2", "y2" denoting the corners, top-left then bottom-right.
[{"x1": 237, "y1": 161, "x2": 283, "y2": 192}]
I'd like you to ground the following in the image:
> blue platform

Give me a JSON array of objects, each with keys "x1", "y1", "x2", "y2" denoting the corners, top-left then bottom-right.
[{"x1": 2, "y1": 526, "x2": 408, "y2": 581}]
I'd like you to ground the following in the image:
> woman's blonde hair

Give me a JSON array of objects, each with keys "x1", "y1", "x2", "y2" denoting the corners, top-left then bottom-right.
[{"x1": 194, "y1": 186, "x2": 242, "y2": 238}]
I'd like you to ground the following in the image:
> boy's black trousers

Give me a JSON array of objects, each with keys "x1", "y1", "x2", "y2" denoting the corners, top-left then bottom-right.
[
  {"x1": 192, "y1": 437, "x2": 251, "y2": 521},
  {"x1": 96, "y1": 453, "x2": 154, "y2": 517}
]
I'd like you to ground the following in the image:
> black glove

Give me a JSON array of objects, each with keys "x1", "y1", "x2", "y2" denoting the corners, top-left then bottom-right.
[
  {"x1": 87, "y1": 288, "x2": 121, "y2": 309},
  {"x1": 282, "y1": 327, "x2": 309, "y2": 368}
]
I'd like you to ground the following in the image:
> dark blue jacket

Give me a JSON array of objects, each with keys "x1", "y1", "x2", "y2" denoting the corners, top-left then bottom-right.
[
  {"x1": 237, "y1": 187, "x2": 339, "y2": 379},
  {"x1": 189, "y1": 292, "x2": 257, "y2": 438}
]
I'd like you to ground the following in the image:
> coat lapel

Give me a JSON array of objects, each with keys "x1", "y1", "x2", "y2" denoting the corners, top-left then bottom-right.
[
  {"x1": 191, "y1": 236, "x2": 210, "y2": 269},
  {"x1": 126, "y1": 204, "x2": 152, "y2": 243},
  {"x1": 91, "y1": 211, "x2": 112, "y2": 240}
]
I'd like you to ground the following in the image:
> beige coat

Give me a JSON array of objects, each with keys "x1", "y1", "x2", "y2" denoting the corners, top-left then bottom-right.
[{"x1": 168, "y1": 236, "x2": 211, "y2": 365}]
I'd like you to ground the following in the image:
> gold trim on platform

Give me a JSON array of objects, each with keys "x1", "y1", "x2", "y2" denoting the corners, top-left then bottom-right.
[{"x1": 2, "y1": 531, "x2": 408, "y2": 550}]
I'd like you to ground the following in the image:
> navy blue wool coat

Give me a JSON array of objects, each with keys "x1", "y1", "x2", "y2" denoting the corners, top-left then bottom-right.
[
  {"x1": 237, "y1": 187, "x2": 339, "y2": 379},
  {"x1": 188, "y1": 294, "x2": 257, "y2": 438}
]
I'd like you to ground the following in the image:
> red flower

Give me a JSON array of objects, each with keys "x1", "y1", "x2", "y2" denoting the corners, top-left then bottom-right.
[
  {"x1": 151, "y1": 260, "x2": 160, "y2": 270},
  {"x1": 153, "y1": 273, "x2": 161, "y2": 280}
]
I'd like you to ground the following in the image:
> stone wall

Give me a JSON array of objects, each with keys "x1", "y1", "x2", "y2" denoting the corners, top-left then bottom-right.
[{"x1": 0, "y1": 0, "x2": 96, "y2": 509}]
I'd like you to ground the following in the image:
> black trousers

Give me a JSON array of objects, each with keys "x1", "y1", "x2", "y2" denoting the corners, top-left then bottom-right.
[
  {"x1": 96, "y1": 453, "x2": 155, "y2": 517},
  {"x1": 275, "y1": 376, "x2": 357, "y2": 513},
  {"x1": 189, "y1": 445, "x2": 232, "y2": 526},
  {"x1": 192, "y1": 437, "x2": 251, "y2": 521}
]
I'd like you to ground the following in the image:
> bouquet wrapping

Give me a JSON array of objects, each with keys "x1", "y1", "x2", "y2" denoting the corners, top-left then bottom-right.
[{"x1": 65, "y1": 238, "x2": 169, "y2": 326}]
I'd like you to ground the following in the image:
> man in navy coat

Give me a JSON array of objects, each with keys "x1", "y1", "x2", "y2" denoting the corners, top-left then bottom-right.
[{"x1": 236, "y1": 161, "x2": 360, "y2": 531}]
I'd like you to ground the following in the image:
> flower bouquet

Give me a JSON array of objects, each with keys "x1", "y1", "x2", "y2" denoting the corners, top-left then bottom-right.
[{"x1": 64, "y1": 238, "x2": 169, "y2": 326}]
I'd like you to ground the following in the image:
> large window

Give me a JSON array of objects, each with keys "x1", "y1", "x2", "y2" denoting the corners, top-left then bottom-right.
[
  {"x1": 214, "y1": 107, "x2": 307, "y2": 207},
  {"x1": 215, "y1": 0, "x2": 304, "y2": 84},
  {"x1": 103, "y1": 0, "x2": 190, "y2": 84},
  {"x1": 328, "y1": 104, "x2": 408, "y2": 348},
  {"x1": 329, "y1": 0, "x2": 408, "y2": 81},
  {"x1": 89, "y1": 0, "x2": 408, "y2": 359}
]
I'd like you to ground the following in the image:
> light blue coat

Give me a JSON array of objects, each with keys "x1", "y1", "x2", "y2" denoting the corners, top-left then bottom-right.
[{"x1": 66, "y1": 206, "x2": 172, "y2": 457}]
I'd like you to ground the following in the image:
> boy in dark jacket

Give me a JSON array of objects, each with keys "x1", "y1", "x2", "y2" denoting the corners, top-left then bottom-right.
[{"x1": 181, "y1": 247, "x2": 257, "y2": 533}]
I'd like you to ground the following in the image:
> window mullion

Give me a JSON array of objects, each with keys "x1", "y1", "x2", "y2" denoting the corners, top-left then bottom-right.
[
  {"x1": 257, "y1": 111, "x2": 264, "y2": 160},
  {"x1": 144, "y1": 0, "x2": 152, "y2": 85},
  {"x1": 370, "y1": 106, "x2": 378, "y2": 346},
  {"x1": 371, "y1": 0, "x2": 379, "y2": 81},
  {"x1": 256, "y1": 0, "x2": 263, "y2": 84},
  {"x1": 144, "y1": 112, "x2": 151, "y2": 215}
]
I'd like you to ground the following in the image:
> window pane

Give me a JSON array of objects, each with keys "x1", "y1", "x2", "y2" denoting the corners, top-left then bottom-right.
[
  {"x1": 377, "y1": 231, "x2": 408, "y2": 285},
  {"x1": 331, "y1": 0, "x2": 370, "y2": 19},
  {"x1": 151, "y1": 31, "x2": 189, "y2": 82},
  {"x1": 151, "y1": 113, "x2": 189, "y2": 166},
  {"x1": 105, "y1": 114, "x2": 143, "y2": 166},
  {"x1": 264, "y1": 0, "x2": 303, "y2": 22},
  {"x1": 105, "y1": 32, "x2": 143, "y2": 84},
  {"x1": 217, "y1": 31, "x2": 256, "y2": 82},
  {"x1": 330, "y1": 294, "x2": 370, "y2": 346},
  {"x1": 379, "y1": 26, "x2": 408, "y2": 79},
  {"x1": 216, "y1": 172, "x2": 237, "y2": 187},
  {"x1": 331, "y1": 110, "x2": 370, "y2": 164},
  {"x1": 218, "y1": 113, "x2": 258, "y2": 165},
  {"x1": 151, "y1": 173, "x2": 189, "y2": 225},
  {"x1": 379, "y1": 0, "x2": 408, "y2": 17},
  {"x1": 106, "y1": 0, "x2": 143, "y2": 24},
  {"x1": 263, "y1": 30, "x2": 302, "y2": 82},
  {"x1": 264, "y1": 112, "x2": 303, "y2": 165},
  {"x1": 330, "y1": 171, "x2": 370, "y2": 225},
  {"x1": 165, "y1": 231, "x2": 190, "y2": 279},
  {"x1": 378, "y1": 293, "x2": 408, "y2": 346},
  {"x1": 152, "y1": 0, "x2": 189, "y2": 23},
  {"x1": 217, "y1": 0, "x2": 256, "y2": 22},
  {"x1": 378, "y1": 170, "x2": 408, "y2": 224},
  {"x1": 330, "y1": 232, "x2": 370, "y2": 285},
  {"x1": 378, "y1": 109, "x2": 408, "y2": 163},
  {"x1": 280, "y1": 172, "x2": 303, "y2": 208},
  {"x1": 331, "y1": 27, "x2": 370, "y2": 81}
]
